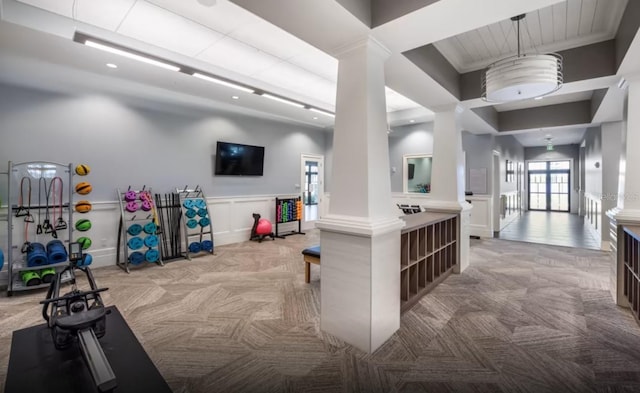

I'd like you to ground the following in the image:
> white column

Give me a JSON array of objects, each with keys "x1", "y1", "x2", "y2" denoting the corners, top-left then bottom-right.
[
  {"x1": 316, "y1": 37, "x2": 404, "y2": 353},
  {"x1": 608, "y1": 74, "x2": 640, "y2": 304},
  {"x1": 423, "y1": 105, "x2": 471, "y2": 273}
]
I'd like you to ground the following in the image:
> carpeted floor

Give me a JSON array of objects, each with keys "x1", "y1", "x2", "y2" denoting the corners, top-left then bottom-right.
[{"x1": 2, "y1": 231, "x2": 640, "y2": 392}]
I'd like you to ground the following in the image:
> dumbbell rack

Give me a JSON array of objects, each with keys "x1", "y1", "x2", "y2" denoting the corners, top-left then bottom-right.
[
  {"x1": 176, "y1": 187, "x2": 214, "y2": 260},
  {"x1": 116, "y1": 187, "x2": 164, "y2": 273},
  {"x1": 4, "y1": 161, "x2": 74, "y2": 296}
]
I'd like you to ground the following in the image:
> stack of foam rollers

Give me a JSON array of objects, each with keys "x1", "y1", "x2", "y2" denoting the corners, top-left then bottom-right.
[{"x1": 116, "y1": 186, "x2": 163, "y2": 273}]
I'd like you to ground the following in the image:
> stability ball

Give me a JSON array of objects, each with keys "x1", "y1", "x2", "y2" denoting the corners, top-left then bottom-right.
[{"x1": 256, "y1": 218, "x2": 272, "y2": 236}]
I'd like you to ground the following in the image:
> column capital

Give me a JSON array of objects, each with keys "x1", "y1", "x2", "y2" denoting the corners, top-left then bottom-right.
[{"x1": 331, "y1": 35, "x2": 391, "y2": 60}]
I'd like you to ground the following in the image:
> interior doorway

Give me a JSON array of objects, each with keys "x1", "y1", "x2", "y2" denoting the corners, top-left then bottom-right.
[
  {"x1": 300, "y1": 154, "x2": 324, "y2": 224},
  {"x1": 527, "y1": 160, "x2": 570, "y2": 212}
]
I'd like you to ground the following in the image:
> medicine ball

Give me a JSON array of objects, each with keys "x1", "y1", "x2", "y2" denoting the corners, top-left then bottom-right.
[
  {"x1": 75, "y1": 219, "x2": 92, "y2": 232},
  {"x1": 77, "y1": 236, "x2": 92, "y2": 250},
  {"x1": 75, "y1": 182, "x2": 92, "y2": 195},
  {"x1": 75, "y1": 164, "x2": 91, "y2": 176},
  {"x1": 75, "y1": 200, "x2": 92, "y2": 213}
]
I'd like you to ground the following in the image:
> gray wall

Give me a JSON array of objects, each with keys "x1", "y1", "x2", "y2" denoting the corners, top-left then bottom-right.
[
  {"x1": 388, "y1": 122, "x2": 434, "y2": 192},
  {"x1": 582, "y1": 127, "x2": 602, "y2": 197},
  {"x1": 495, "y1": 135, "x2": 525, "y2": 194},
  {"x1": 462, "y1": 132, "x2": 493, "y2": 193},
  {"x1": 601, "y1": 122, "x2": 624, "y2": 241},
  {"x1": 0, "y1": 83, "x2": 328, "y2": 201},
  {"x1": 525, "y1": 144, "x2": 580, "y2": 214}
]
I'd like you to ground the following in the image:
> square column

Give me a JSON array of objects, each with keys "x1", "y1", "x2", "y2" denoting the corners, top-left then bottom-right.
[
  {"x1": 607, "y1": 74, "x2": 640, "y2": 304},
  {"x1": 316, "y1": 37, "x2": 404, "y2": 353},
  {"x1": 422, "y1": 105, "x2": 471, "y2": 273}
]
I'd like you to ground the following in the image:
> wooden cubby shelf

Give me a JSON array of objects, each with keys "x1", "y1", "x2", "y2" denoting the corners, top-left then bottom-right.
[
  {"x1": 399, "y1": 211, "x2": 458, "y2": 313},
  {"x1": 623, "y1": 226, "x2": 640, "y2": 324}
]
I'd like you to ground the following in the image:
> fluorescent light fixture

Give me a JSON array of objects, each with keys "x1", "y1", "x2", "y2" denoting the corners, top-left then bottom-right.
[
  {"x1": 192, "y1": 72, "x2": 255, "y2": 93},
  {"x1": 618, "y1": 77, "x2": 628, "y2": 90},
  {"x1": 309, "y1": 107, "x2": 335, "y2": 118},
  {"x1": 84, "y1": 40, "x2": 180, "y2": 72},
  {"x1": 106, "y1": 63, "x2": 118, "y2": 69},
  {"x1": 262, "y1": 93, "x2": 305, "y2": 108}
]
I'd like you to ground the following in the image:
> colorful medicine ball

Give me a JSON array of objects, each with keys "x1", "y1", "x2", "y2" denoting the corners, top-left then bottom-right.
[
  {"x1": 77, "y1": 236, "x2": 92, "y2": 250},
  {"x1": 75, "y1": 200, "x2": 92, "y2": 213},
  {"x1": 75, "y1": 219, "x2": 92, "y2": 231},
  {"x1": 75, "y1": 164, "x2": 91, "y2": 176},
  {"x1": 75, "y1": 182, "x2": 92, "y2": 195}
]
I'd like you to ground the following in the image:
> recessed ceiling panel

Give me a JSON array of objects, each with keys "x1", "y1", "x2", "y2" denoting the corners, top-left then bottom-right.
[
  {"x1": 117, "y1": 1, "x2": 223, "y2": 57},
  {"x1": 288, "y1": 51, "x2": 338, "y2": 82},
  {"x1": 146, "y1": 0, "x2": 261, "y2": 35},
  {"x1": 17, "y1": 0, "x2": 74, "y2": 17},
  {"x1": 197, "y1": 36, "x2": 281, "y2": 76},
  {"x1": 229, "y1": 19, "x2": 315, "y2": 60},
  {"x1": 76, "y1": 0, "x2": 136, "y2": 31},
  {"x1": 433, "y1": 0, "x2": 628, "y2": 72},
  {"x1": 254, "y1": 61, "x2": 331, "y2": 99},
  {"x1": 511, "y1": 127, "x2": 587, "y2": 147}
]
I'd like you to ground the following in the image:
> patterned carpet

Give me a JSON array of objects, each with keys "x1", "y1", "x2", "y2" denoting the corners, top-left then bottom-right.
[{"x1": 2, "y1": 231, "x2": 640, "y2": 393}]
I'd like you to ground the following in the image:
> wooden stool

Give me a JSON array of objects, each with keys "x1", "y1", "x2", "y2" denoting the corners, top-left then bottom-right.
[{"x1": 301, "y1": 246, "x2": 320, "y2": 283}]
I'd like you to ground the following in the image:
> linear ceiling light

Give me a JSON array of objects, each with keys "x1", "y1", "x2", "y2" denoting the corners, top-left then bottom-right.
[
  {"x1": 262, "y1": 93, "x2": 305, "y2": 108},
  {"x1": 309, "y1": 108, "x2": 335, "y2": 118},
  {"x1": 481, "y1": 14, "x2": 562, "y2": 102},
  {"x1": 84, "y1": 40, "x2": 180, "y2": 72},
  {"x1": 192, "y1": 73, "x2": 254, "y2": 93}
]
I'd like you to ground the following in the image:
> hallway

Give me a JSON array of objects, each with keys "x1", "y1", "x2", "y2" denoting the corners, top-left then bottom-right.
[{"x1": 499, "y1": 211, "x2": 601, "y2": 250}]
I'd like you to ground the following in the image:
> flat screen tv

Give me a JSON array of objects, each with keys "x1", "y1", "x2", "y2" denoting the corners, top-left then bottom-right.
[{"x1": 215, "y1": 141, "x2": 265, "y2": 176}]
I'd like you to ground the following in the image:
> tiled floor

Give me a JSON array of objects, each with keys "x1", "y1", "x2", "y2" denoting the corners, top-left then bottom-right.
[{"x1": 499, "y1": 211, "x2": 601, "y2": 250}]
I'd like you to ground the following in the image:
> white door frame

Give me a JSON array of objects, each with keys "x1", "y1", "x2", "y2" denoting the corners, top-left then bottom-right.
[
  {"x1": 492, "y1": 150, "x2": 501, "y2": 235},
  {"x1": 300, "y1": 154, "x2": 324, "y2": 228}
]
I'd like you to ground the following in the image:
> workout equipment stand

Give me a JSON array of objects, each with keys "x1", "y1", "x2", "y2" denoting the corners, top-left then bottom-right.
[
  {"x1": 4, "y1": 161, "x2": 74, "y2": 296},
  {"x1": 176, "y1": 186, "x2": 214, "y2": 260},
  {"x1": 116, "y1": 186, "x2": 164, "y2": 273},
  {"x1": 274, "y1": 196, "x2": 305, "y2": 238}
]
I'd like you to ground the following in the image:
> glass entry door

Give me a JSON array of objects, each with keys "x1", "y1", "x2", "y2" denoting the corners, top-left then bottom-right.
[
  {"x1": 304, "y1": 161, "x2": 319, "y2": 206},
  {"x1": 527, "y1": 161, "x2": 570, "y2": 212}
]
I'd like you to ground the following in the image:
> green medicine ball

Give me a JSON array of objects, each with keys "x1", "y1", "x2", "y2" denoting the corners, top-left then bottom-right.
[
  {"x1": 75, "y1": 219, "x2": 92, "y2": 232},
  {"x1": 77, "y1": 236, "x2": 92, "y2": 250}
]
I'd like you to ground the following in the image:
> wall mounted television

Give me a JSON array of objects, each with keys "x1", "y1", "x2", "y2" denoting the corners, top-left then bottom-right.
[{"x1": 215, "y1": 141, "x2": 265, "y2": 176}]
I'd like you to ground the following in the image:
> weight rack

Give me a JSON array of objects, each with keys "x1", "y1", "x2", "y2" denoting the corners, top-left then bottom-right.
[
  {"x1": 176, "y1": 186, "x2": 214, "y2": 260},
  {"x1": 116, "y1": 186, "x2": 164, "y2": 273},
  {"x1": 4, "y1": 161, "x2": 74, "y2": 296},
  {"x1": 274, "y1": 196, "x2": 304, "y2": 238}
]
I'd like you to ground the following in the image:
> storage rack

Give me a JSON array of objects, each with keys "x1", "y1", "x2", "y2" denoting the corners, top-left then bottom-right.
[
  {"x1": 116, "y1": 187, "x2": 164, "y2": 273},
  {"x1": 176, "y1": 186, "x2": 214, "y2": 260},
  {"x1": 623, "y1": 225, "x2": 640, "y2": 325},
  {"x1": 275, "y1": 196, "x2": 304, "y2": 238},
  {"x1": 399, "y1": 211, "x2": 458, "y2": 313},
  {"x1": 5, "y1": 161, "x2": 74, "y2": 296}
]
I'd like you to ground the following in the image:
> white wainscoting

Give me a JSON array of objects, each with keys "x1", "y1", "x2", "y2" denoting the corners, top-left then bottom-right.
[
  {"x1": 499, "y1": 191, "x2": 520, "y2": 230},
  {"x1": 467, "y1": 195, "x2": 492, "y2": 238},
  {"x1": 0, "y1": 194, "x2": 316, "y2": 273},
  {"x1": 584, "y1": 192, "x2": 602, "y2": 245}
]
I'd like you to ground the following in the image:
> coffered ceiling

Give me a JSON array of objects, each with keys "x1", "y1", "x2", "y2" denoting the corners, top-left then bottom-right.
[{"x1": 1, "y1": 0, "x2": 639, "y2": 145}]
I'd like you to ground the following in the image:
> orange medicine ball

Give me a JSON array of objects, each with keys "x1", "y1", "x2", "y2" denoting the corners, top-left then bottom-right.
[
  {"x1": 75, "y1": 200, "x2": 92, "y2": 213},
  {"x1": 75, "y1": 182, "x2": 92, "y2": 195}
]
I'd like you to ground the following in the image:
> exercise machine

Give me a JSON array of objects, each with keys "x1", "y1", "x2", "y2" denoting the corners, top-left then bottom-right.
[{"x1": 40, "y1": 242, "x2": 117, "y2": 392}]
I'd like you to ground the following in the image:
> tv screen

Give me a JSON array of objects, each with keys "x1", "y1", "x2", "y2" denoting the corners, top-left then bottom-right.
[{"x1": 215, "y1": 141, "x2": 265, "y2": 176}]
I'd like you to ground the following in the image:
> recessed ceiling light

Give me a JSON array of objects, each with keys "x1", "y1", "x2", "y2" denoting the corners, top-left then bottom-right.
[
  {"x1": 313, "y1": 116, "x2": 318, "y2": 120},
  {"x1": 232, "y1": 96, "x2": 239, "y2": 100},
  {"x1": 262, "y1": 93, "x2": 305, "y2": 108},
  {"x1": 106, "y1": 63, "x2": 118, "y2": 69},
  {"x1": 534, "y1": 96, "x2": 543, "y2": 100},
  {"x1": 409, "y1": 119, "x2": 415, "y2": 123}
]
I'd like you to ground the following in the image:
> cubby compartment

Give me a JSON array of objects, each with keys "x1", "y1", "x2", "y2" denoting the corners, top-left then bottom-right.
[
  {"x1": 622, "y1": 226, "x2": 640, "y2": 325},
  {"x1": 399, "y1": 211, "x2": 458, "y2": 313}
]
